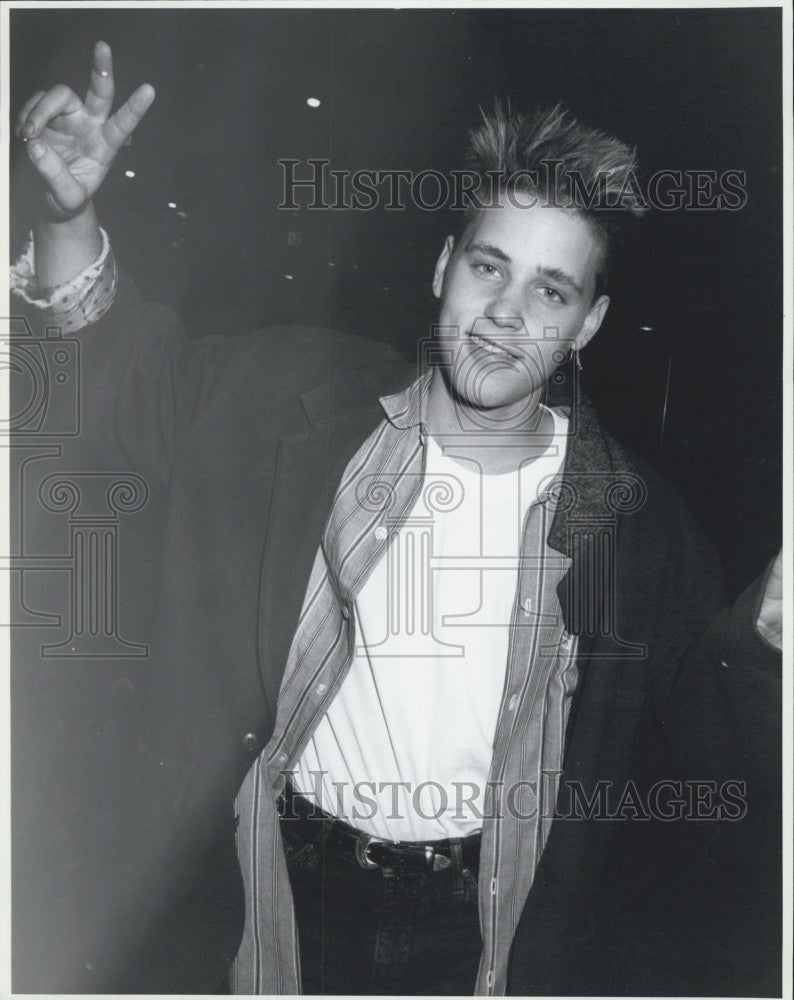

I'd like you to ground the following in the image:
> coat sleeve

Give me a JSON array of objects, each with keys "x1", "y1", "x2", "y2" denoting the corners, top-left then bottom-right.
[
  {"x1": 659, "y1": 556, "x2": 781, "y2": 793},
  {"x1": 52, "y1": 266, "x2": 243, "y2": 488},
  {"x1": 643, "y1": 486, "x2": 781, "y2": 795}
]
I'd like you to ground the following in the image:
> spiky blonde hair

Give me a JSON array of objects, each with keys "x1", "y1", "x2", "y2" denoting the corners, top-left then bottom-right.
[{"x1": 462, "y1": 102, "x2": 646, "y2": 294}]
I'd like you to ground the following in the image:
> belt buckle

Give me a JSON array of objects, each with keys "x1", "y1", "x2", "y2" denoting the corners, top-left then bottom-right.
[{"x1": 354, "y1": 832, "x2": 384, "y2": 869}]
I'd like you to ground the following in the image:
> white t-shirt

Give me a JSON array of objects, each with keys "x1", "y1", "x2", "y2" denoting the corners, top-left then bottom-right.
[{"x1": 295, "y1": 407, "x2": 568, "y2": 839}]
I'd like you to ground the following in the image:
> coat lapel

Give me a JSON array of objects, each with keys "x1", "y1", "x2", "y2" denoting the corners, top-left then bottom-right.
[{"x1": 519, "y1": 387, "x2": 653, "y2": 964}]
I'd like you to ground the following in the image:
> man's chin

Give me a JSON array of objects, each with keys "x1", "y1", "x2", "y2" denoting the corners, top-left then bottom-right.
[
  {"x1": 450, "y1": 385, "x2": 545, "y2": 424},
  {"x1": 454, "y1": 372, "x2": 543, "y2": 408}
]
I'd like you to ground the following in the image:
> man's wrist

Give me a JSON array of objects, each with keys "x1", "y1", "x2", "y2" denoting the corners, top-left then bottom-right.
[{"x1": 33, "y1": 201, "x2": 102, "y2": 289}]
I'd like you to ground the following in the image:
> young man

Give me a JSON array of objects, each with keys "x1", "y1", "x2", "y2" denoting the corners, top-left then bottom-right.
[{"x1": 13, "y1": 42, "x2": 781, "y2": 996}]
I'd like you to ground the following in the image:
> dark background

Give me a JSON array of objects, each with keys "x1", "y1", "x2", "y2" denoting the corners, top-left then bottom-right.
[{"x1": 8, "y1": 7, "x2": 783, "y2": 992}]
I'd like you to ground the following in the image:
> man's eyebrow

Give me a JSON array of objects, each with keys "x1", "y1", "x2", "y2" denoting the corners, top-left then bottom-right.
[
  {"x1": 536, "y1": 266, "x2": 584, "y2": 296},
  {"x1": 465, "y1": 240, "x2": 511, "y2": 263},
  {"x1": 465, "y1": 242, "x2": 585, "y2": 296}
]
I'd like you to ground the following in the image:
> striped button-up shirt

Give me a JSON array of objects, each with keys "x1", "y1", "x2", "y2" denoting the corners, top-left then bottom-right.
[{"x1": 233, "y1": 371, "x2": 578, "y2": 995}]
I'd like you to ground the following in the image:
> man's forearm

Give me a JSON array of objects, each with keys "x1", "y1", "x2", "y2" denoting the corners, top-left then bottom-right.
[{"x1": 33, "y1": 201, "x2": 103, "y2": 289}]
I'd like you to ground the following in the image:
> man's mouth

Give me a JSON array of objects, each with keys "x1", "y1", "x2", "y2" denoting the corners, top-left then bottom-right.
[{"x1": 468, "y1": 331, "x2": 520, "y2": 359}]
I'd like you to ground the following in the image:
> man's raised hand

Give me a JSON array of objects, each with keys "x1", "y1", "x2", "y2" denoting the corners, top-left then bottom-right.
[{"x1": 16, "y1": 41, "x2": 155, "y2": 220}]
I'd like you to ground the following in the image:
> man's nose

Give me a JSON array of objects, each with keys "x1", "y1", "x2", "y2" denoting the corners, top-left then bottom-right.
[{"x1": 484, "y1": 291, "x2": 523, "y2": 331}]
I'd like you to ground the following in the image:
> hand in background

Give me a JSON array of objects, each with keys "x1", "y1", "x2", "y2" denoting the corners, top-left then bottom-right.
[{"x1": 756, "y1": 549, "x2": 782, "y2": 651}]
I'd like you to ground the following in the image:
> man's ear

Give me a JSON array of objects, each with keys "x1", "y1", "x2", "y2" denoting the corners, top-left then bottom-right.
[
  {"x1": 575, "y1": 294, "x2": 610, "y2": 351},
  {"x1": 432, "y1": 236, "x2": 456, "y2": 299}
]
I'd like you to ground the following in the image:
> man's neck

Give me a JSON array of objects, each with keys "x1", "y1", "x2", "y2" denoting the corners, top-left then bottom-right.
[{"x1": 424, "y1": 368, "x2": 557, "y2": 476}]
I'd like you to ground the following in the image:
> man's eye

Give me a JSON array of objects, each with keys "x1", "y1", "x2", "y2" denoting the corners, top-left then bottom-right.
[
  {"x1": 541, "y1": 286, "x2": 564, "y2": 303},
  {"x1": 473, "y1": 262, "x2": 499, "y2": 276}
]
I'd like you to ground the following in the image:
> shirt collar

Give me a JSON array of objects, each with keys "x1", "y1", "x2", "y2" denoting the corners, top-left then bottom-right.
[
  {"x1": 379, "y1": 368, "x2": 638, "y2": 558},
  {"x1": 377, "y1": 368, "x2": 620, "y2": 480},
  {"x1": 379, "y1": 370, "x2": 432, "y2": 430}
]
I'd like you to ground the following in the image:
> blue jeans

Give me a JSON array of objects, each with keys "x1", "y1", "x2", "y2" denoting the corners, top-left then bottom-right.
[{"x1": 283, "y1": 827, "x2": 482, "y2": 995}]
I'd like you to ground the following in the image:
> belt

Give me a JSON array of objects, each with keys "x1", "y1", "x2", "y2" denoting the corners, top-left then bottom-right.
[{"x1": 279, "y1": 785, "x2": 481, "y2": 873}]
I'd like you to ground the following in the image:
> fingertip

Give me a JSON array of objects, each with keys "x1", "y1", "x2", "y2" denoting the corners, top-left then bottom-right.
[
  {"x1": 133, "y1": 83, "x2": 156, "y2": 107},
  {"x1": 94, "y1": 40, "x2": 113, "y2": 66},
  {"x1": 27, "y1": 139, "x2": 46, "y2": 161}
]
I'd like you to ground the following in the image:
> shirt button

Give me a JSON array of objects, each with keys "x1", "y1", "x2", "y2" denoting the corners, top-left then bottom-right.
[
  {"x1": 508, "y1": 694, "x2": 519, "y2": 711},
  {"x1": 521, "y1": 598, "x2": 533, "y2": 615},
  {"x1": 277, "y1": 752, "x2": 288, "y2": 765},
  {"x1": 374, "y1": 526, "x2": 388, "y2": 541},
  {"x1": 242, "y1": 732, "x2": 258, "y2": 751}
]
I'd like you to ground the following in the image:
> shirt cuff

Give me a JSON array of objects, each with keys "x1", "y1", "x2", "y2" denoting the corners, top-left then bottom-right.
[{"x1": 10, "y1": 227, "x2": 117, "y2": 331}]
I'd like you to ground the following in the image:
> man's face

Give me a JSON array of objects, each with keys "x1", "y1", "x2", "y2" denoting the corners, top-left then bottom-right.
[{"x1": 431, "y1": 201, "x2": 610, "y2": 418}]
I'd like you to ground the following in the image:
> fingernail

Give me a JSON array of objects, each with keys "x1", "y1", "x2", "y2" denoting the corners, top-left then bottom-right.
[
  {"x1": 28, "y1": 141, "x2": 45, "y2": 159},
  {"x1": 22, "y1": 122, "x2": 34, "y2": 135}
]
